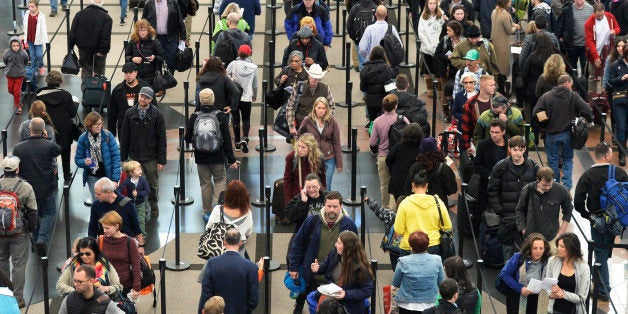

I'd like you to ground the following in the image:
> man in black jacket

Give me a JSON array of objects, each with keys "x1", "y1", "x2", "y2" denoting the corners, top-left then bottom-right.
[
  {"x1": 574, "y1": 142, "x2": 628, "y2": 301},
  {"x1": 142, "y1": 0, "x2": 187, "y2": 72},
  {"x1": 68, "y1": 0, "x2": 112, "y2": 80},
  {"x1": 119, "y1": 87, "x2": 167, "y2": 217},
  {"x1": 185, "y1": 88, "x2": 238, "y2": 222},
  {"x1": 347, "y1": 0, "x2": 376, "y2": 70},
  {"x1": 285, "y1": 173, "x2": 327, "y2": 232},
  {"x1": 12, "y1": 118, "x2": 62, "y2": 257},
  {"x1": 108, "y1": 62, "x2": 153, "y2": 136},
  {"x1": 487, "y1": 136, "x2": 538, "y2": 262},
  {"x1": 281, "y1": 26, "x2": 329, "y2": 69}
]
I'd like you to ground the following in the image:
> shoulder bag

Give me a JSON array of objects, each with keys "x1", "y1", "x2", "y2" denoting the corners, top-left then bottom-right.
[
  {"x1": 436, "y1": 195, "x2": 456, "y2": 260},
  {"x1": 153, "y1": 64, "x2": 178, "y2": 91},
  {"x1": 197, "y1": 206, "x2": 238, "y2": 259}
]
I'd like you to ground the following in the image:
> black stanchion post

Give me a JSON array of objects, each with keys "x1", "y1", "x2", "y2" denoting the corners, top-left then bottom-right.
[
  {"x1": 343, "y1": 128, "x2": 361, "y2": 205},
  {"x1": 265, "y1": 0, "x2": 284, "y2": 36},
  {"x1": 80, "y1": 0, "x2": 84, "y2": 10},
  {"x1": 265, "y1": 41, "x2": 279, "y2": 90},
  {"x1": 195, "y1": 41, "x2": 201, "y2": 75},
  {"x1": 333, "y1": 10, "x2": 348, "y2": 69},
  {"x1": 42, "y1": 256, "x2": 50, "y2": 314},
  {"x1": 166, "y1": 186, "x2": 191, "y2": 270},
  {"x1": 171, "y1": 127, "x2": 194, "y2": 204},
  {"x1": 337, "y1": 42, "x2": 352, "y2": 108},
  {"x1": 459, "y1": 183, "x2": 473, "y2": 268},
  {"x1": 263, "y1": 257, "x2": 271, "y2": 314},
  {"x1": 415, "y1": 40, "x2": 420, "y2": 93},
  {"x1": 253, "y1": 128, "x2": 266, "y2": 206},
  {"x1": 182, "y1": 82, "x2": 194, "y2": 152},
  {"x1": 333, "y1": 1, "x2": 341, "y2": 36},
  {"x1": 587, "y1": 240, "x2": 594, "y2": 271},
  {"x1": 7, "y1": 0, "x2": 24, "y2": 36},
  {"x1": 17, "y1": 0, "x2": 27, "y2": 10},
  {"x1": 396, "y1": 0, "x2": 404, "y2": 35},
  {"x1": 431, "y1": 78, "x2": 438, "y2": 137},
  {"x1": 370, "y1": 260, "x2": 378, "y2": 314},
  {"x1": 476, "y1": 259, "x2": 484, "y2": 292},
  {"x1": 46, "y1": 42, "x2": 51, "y2": 72},
  {"x1": 341, "y1": 81, "x2": 358, "y2": 152},
  {"x1": 399, "y1": 7, "x2": 415, "y2": 68},
  {"x1": 63, "y1": 185, "x2": 71, "y2": 257},
  {"x1": 65, "y1": 7, "x2": 71, "y2": 51},
  {"x1": 257, "y1": 80, "x2": 277, "y2": 152},
  {"x1": 600, "y1": 113, "x2": 607, "y2": 142},
  {"x1": 592, "y1": 263, "x2": 600, "y2": 314},
  {"x1": 385, "y1": 0, "x2": 398, "y2": 9},
  {"x1": 159, "y1": 258, "x2": 167, "y2": 313},
  {"x1": 133, "y1": 7, "x2": 139, "y2": 23},
  {"x1": 264, "y1": 186, "x2": 280, "y2": 270},
  {"x1": 2, "y1": 129, "x2": 7, "y2": 157},
  {"x1": 360, "y1": 186, "x2": 366, "y2": 243}
]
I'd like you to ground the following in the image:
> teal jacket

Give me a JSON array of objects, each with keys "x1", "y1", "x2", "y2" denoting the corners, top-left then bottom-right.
[{"x1": 473, "y1": 106, "x2": 525, "y2": 144}]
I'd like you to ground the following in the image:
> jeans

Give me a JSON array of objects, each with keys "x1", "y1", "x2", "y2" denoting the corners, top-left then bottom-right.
[
  {"x1": 0, "y1": 234, "x2": 29, "y2": 303},
  {"x1": 324, "y1": 158, "x2": 336, "y2": 190},
  {"x1": 49, "y1": 0, "x2": 67, "y2": 11},
  {"x1": 545, "y1": 132, "x2": 574, "y2": 189},
  {"x1": 568, "y1": 46, "x2": 587, "y2": 74},
  {"x1": 613, "y1": 101, "x2": 628, "y2": 146},
  {"x1": 120, "y1": 0, "x2": 128, "y2": 20},
  {"x1": 197, "y1": 163, "x2": 226, "y2": 212},
  {"x1": 86, "y1": 175, "x2": 101, "y2": 200},
  {"x1": 35, "y1": 191, "x2": 59, "y2": 246},
  {"x1": 157, "y1": 35, "x2": 178, "y2": 72},
  {"x1": 591, "y1": 227, "x2": 613, "y2": 297},
  {"x1": 355, "y1": 43, "x2": 366, "y2": 71},
  {"x1": 27, "y1": 41, "x2": 43, "y2": 69}
]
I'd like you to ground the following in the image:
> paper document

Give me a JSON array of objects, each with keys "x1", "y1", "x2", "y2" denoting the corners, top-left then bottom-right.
[
  {"x1": 511, "y1": 46, "x2": 522, "y2": 54},
  {"x1": 445, "y1": 51, "x2": 452, "y2": 56},
  {"x1": 527, "y1": 277, "x2": 558, "y2": 294},
  {"x1": 318, "y1": 283, "x2": 343, "y2": 297}
]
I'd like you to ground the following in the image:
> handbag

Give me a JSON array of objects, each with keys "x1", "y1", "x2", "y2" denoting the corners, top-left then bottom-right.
[
  {"x1": 273, "y1": 104, "x2": 291, "y2": 138},
  {"x1": 266, "y1": 87, "x2": 289, "y2": 110},
  {"x1": 153, "y1": 64, "x2": 178, "y2": 91},
  {"x1": 175, "y1": 47, "x2": 193, "y2": 72},
  {"x1": 436, "y1": 195, "x2": 455, "y2": 260},
  {"x1": 466, "y1": 173, "x2": 481, "y2": 200},
  {"x1": 380, "y1": 224, "x2": 404, "y2": 255},
  {"x1": 61, "y1": 50, "x2": 80, "y2": 75},
  {"x1": 113, "y1": 291, "x2": 137, "y2": 314},
  {"x1": 197, "y1": 206, "x2": 236, "y2": 259},
  {"x1": 570, "y1": 116, "x2": 589, "y2": 149}
]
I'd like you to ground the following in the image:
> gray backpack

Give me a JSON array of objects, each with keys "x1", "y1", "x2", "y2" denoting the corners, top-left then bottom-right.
[{"x1": 193, "y1": 111, "x2": 223, "y2": 153}]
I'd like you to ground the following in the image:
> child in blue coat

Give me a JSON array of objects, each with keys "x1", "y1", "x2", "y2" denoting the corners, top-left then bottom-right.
[{"x1": 117, "y1": 161, "x2": 150, "y2": 238}]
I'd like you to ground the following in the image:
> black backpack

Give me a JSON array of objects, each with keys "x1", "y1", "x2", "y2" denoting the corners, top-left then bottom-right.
[
  {"x1": 348, "y1": 7, "x2": 375, "y2": 43},
  {"x1": 380, "y1": 24, "x2": 404, "y2": 67},
  {"x1": 213, "y1": 31, "x2": 237, "y2": 67},
  {"x1": 387, "y1": 115, "x2": 408, "y2": 149},
  {"x1": 398, "y1": 97, "x2": 430, "y2": 136}
]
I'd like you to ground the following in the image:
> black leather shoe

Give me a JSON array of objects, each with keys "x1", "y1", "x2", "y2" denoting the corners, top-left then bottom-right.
[{"x1": 35, "y1": 242, "x2": 47, "y2": 257}]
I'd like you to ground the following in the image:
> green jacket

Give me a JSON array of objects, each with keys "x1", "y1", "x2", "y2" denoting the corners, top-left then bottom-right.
[
  {"x1": 473, "y1": 106, "x2": 525, "y2": 144},
  {"x1": 450, "y1": 38, "x2": 499, "y2": 76}
]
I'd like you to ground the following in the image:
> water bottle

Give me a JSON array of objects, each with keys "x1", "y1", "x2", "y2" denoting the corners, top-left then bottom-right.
[{"x1": 86, "y1": 150, "x2": 96, "y2": 174}]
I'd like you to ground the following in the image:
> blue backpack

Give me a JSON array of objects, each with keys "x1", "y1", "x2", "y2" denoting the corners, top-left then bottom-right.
[{"x1": 599, "y1": 165, "x2": 628, "y2": 228}]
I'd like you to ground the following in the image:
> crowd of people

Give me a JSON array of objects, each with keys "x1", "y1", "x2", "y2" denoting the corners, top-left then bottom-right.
[{"x1": 0, "y1": 0, "x2": 627, "y2": 313}]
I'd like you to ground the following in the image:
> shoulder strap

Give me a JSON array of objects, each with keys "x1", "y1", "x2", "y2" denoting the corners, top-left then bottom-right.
[
  {"x1": 98, "y1": 235, "x2": 103, "y2": 251},
  {"x1": 220, "y1": 205, "x2": 225, "y2": 223},
  {"x1": 608, "y1": 165, "x2": 615, "y2": 181},
  {"x1": 387, "y1": 23, "x2": 393, "y2": 34},
  {"x1": 10, "y1": 179, "x2": 24, "y2": 193},
  {"x1": 434, "y1": 195, "x2": 445, "y2": 230},
  {"x1": 117, "y1": 197, "x2": 131, "y2": 210}
]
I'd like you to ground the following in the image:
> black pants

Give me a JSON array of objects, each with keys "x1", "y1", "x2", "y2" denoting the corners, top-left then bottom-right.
[
  {"x1": 399, "y1": 308, "x2": 422, "y2": 314},
  {"x1": 61, "y1": 145, "x2": 72, "y2": 181},
  {"x1": 232, "y1": 101, "x2": 252, "y2": 142}
]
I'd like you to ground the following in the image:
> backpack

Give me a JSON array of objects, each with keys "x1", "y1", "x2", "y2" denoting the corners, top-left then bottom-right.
[
  {"x1": 599, "y1": 165, "x2": 628, "y2": 228},
  {"x1": 193, "y1": 111, "x2": 224, "y2": 153},
  {"x1": 387, "y1": 115, "x2": 408, "y2": 149},
  {"x1": 348, "y1": 7, "x2": 375, "y2": 43},
  {"x1": 0, "y1": 180, "x2": 25, "y2": 235},
  {"x1": 398, "y1": 97, "x2": 430, "y2": 136},
  {"x1": 513, "y1": 0, "x2": 530, "y2": 20},
  {"x1": 379, "y1": 24, "x2": 404, "y2": 67},
  {"x1": 213, "y1": 31, "x2": 237, "y2": 67},
  {"x1": 570, "y1": 116, "x2": 589, "y2": 150}
]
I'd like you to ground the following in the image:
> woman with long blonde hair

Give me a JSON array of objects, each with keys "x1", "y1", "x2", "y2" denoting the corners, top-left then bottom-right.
[
  {"x1": 18, "y1": 100, "x2": 55, "y2": 142},
  {"x1": 283, "y1": 133, "x2": 326, "y2": 204},
  {"x1": 536, "y1": 54, "x2": 567, "y2": 98},
  {"x1": 125, "y1": 19, "x2": 163, "y2": 87},
  {"x1": 297, "y1": 97, "x2": 342, "y2": 189}
]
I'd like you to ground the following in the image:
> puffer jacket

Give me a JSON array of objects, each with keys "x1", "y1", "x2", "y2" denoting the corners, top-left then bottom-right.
[
  {"x1": 119, "y1": 104, "x2": 167, "y2": 165},
  {"x1": 35, "y1": 86, "x2": 77, "y2": 149},
  {"x1": 196, "y1": 71, "x2": 241, "y2": 111},
  {"x1": 285, "y1": 3, "x2": 333, "y2": 46},
  {"x1": 226, "y1": 57, "x2": 258, "y2": 102},
  {"x1": 360, "y1": 59, "x2": 393, "y2": 108},
  {"x1": 281, "y1": 37, "x2": 329, "y2": 69},
  {"x1": 75, "y1": 129, "x2": 121, "y2": 185},
  {"x1": 125, "y1": 38, "x2": 164, "y2": 84},
  {"x1": 2, "y1": 36, "x2": 29, "y2": 78},
  {"x1": 487, "y1": 157, "x2": 539, "y2": 218}
]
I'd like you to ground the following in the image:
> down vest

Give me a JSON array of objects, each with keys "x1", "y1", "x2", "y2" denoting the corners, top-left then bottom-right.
[
  {"x1": 75, "y1": 129, "x2": 121, "y2": 185},
  {"x1": 487, "y1": 157, "x2": 539, "y2": 218}
]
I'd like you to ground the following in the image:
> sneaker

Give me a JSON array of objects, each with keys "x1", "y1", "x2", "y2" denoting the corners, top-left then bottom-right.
[
  {"x1": 120, "y1": 19, "x2": 125, "y2": 26},
  {"x1": 17, "y1": 299, "x2": 25, "y2": 309},
  {"x1": 241, "y1": 140, "x2": 249, "y2": 153},
  {"x1": 35, "y1": 242, "x2": 47, "y2": 257},
  {"x1": 234, "y1": 142, "x2": 242, "y2": 151},
  {"x1": 49, "y1": 10, "x2": 57, "y2": 17},
  {"x1": 203, "y1": 211, "x2": 211, "y2": 222},
  {"x1": 16, "y1": 108, "x2": 22, "y2": 114},
  {"x1": 39, "y1": 67, "x2": 45, "y2": 76}
]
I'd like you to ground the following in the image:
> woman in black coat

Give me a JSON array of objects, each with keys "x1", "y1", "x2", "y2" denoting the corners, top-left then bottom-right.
[
  {"x1": 195, "y1": 56, "x2": 241, "y2": 112},
  {"x1": 360, "y1": 45, "x2": 393, "y2": 122},
  {"x1": 125, "y1": 19, "x2": 164, "y2": 88},
  {"x1": 386, "y1": 123, "x2": 424, "y2": 202},
  {"x1": 35, "y1": 70, "x2": 77, "y2": 183},
  {"x1": 404, "y1": 137, "x2": 457, "y2": 204}
]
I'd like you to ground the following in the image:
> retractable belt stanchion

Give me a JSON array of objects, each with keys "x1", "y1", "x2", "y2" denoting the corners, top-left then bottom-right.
[
  {"x1": 431, "y1": 78, "x2": 438, "y2": 138},
  {"x1": 2, "y1": 130, "x2": 7, "y2": 157},
  {"x1": 360, "y1": 186, "x2": 367, "y2": 243},
  {"x1": 159, "y1": 258, "x2": 167, "y2": 313},
  {"x1": 181, "y1": 82, "x2": 194, "y2": 152},
  {"x1": 341, "y1": 82, "x2": 359, "y2": 152},
  {"x1": 252, "y1": 128, "x2": 267, "y2": 207},
  {"x1": 460, "y1": 183, "x2": 474, "y2": 269},
  {"x1": 17, "y1": 0, "x2": 27, "y2": 10},
  {"x1": 263, "y1": 257, "x2": 271, "y2": 314},
  {"x1": 415, "y1": 40, "x2": 420, "y2": 94},
  {"x1": 133, "y1": 6, "x2": 139, "y2": 23},
  {"x1": 398, "y1": 7, "x2": 415, "y2": 68},
  {"x1": 265, "y1": 0, "x2": 284, "y2": 36},
  {"x1": 171, "y1": 127, "x2": 194, "y2": 204},
  {"x1": 600, "y1": 112, "x2": 607, "y2": 142},
  {"x1": 337, "y1": 42, "x2": 353, "y2": 108},
  {"x1": 333, "y1": 1, "x2": 343, "y2": 37},
  {"x1": 592, "y1": 263, "x2": 601, "y2": 314},
  {"x1": 207, "y1": 7, "x2": 213, "y2": 52},
  {"x1": 8, "y1": 0, "x2": 24, "y2": 36},
  {"x1": 343, "y1": 128, "x2": 361, "y2": 205},
  {"x1": 264, "y1": 186, "x2": 280, "y2": 270},
  {"x1": 42, "y1": 256, "x2": 50, "y2": 314},
  {"x1": 57, "y1": 185, "x2": 71, "y2": 271},
  {"x1": 256, "y1": 80, "x2": 276, "y2": 152},
  {"x1": 266, "y1": 41, "x2": 281, "y2": 88},
  {"x1": 166, "y1": 186, "x2": 191, "y2": 270},
  {"x1": 65, "y1": 8, "x2": 71, "y2": 50},
  {"x1": 333, "y1": 10, "x2": 348, "y2": 69},
  {"x1": 476, "y1": 259, "x2": 484, "y2": 292},
  {"x1": 396, "y1": 0, "x2": 405, "y2": 36},
  {"x1": 46, "y1": 43, "x2": 51, "y2": 72},
  {"x1": 195, "y1": 41, "x2": 201, "y2": 75},
  {"x1": 80, "y1": 0, "x2": 84, "y2": 10},
  {"x1": 370, "y1": 260, "x2": 378, "y2": 314}
]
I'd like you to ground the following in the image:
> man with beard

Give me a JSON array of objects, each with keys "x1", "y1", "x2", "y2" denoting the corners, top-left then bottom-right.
[
  {"x1": 108, "y1": 62, "x2": 153, "y2": 136},
  {"x1": 285, "y1": 173, "x2": 327, "y2": 231},
  {"x1": 287, "y1": 191, "x2": 357, "y2": 313}
]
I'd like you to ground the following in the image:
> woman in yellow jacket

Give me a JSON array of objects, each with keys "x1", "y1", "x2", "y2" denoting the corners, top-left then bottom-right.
[{"x1": 392, "y1": 170, "x2": 452, "y2": 270}]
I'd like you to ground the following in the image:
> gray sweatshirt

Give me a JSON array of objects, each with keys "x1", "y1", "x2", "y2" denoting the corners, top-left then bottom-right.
[{"x1": 2, "y1": 36, "x2": 29, "y2": 78}]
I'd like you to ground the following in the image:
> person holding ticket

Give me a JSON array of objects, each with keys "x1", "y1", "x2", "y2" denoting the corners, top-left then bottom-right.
[
  {"x1": 499, "y1": 233, "x2": 551, "y2": 314},
  {"x1": 546, "y1": 233, "x2": 590, "y2": 314}
]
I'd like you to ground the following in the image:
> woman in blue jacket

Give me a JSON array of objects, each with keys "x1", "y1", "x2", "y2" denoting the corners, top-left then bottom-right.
[
  {"x1": 75, "y1": 112, "x2": 121, "y2": 199},
  {"x1": 310, "y1": 231, "x2": 373, "y2": 314},
  {"x1": 500, "y1": 232, "x2": 551, "y2": 314}
]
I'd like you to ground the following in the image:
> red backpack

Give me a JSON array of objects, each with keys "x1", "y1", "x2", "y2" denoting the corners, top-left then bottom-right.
[{"x1": 0, "y1": 180, "x2": 25, "y2": 235}]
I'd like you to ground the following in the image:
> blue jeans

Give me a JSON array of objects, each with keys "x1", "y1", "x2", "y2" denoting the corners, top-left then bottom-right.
[
  {"x1": 324, "y1": 158, "x2": 336, "y2": 190},
  {"x1": 545, "y1": 132, "x2": 574, "y2": 189},
  {"x1": 591, "y1": 227, "x2": 613, "y2": 297},
  {"x1": 49, "y1": 0, "x2": 67, "y2": 11},
  {"x1": 356, "y1": 43, "x2": 366, "y2": 71},
  {"x1": 613, "y1": 101, "x2": 628, "y2": 146},
  {"x1": 86, "y1": 175, "x2": 100, "y2": 200},
  {"x1": 27, "y1": 41, "x2": 43, "y2": 69},
  {"x1": 157, "y1": 35, "x2": 178, "y2": 72},
  {"x1": 120, "y1": 0, "x2": 128, "y2": 20},
  {"x1": 34, "y1": 191, "x2": 59, "y2": 246}
]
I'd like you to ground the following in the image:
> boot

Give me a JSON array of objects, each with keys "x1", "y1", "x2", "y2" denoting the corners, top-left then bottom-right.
[
  {"x1": 434, "y1": 80, "x2": 444, "y2": 100},
  {"x1": 442, "y1": 102, "x2": 452, "y2": 123},
  {"x1": 425, "y1": 76, "x2": 434, "y2": 98},
  {"x1": 620, "y1": 145, "x2": 626, "y2": 166}
]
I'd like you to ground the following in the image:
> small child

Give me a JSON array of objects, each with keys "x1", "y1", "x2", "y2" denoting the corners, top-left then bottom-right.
[
  {"x1": 423, "y1": 278, "x2": 462, "y2": 314},
  {"x1": 2, "y1": 36, "x2": 29, "y2": 114},
  {"x1": 117, "y1": 161, "x2": 150, "y2": 238}
]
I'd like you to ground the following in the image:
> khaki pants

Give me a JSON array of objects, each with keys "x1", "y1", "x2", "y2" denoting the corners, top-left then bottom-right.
[
  {"x1": 197, "y1": 163, "x2": 227, "y2": 212},
  {"x1": 377, "y1": 156, "x2": 394, "y2": 208}
]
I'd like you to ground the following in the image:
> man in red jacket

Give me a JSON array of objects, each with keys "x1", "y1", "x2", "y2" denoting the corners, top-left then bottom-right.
[{"x1": 585, "y1": 2, "x2": 621, "y2": 92}]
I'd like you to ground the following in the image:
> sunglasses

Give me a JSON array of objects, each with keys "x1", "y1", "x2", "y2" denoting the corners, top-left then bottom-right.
[{"x1": 78, "y1": 252, "x2": 93, "y2": 257}]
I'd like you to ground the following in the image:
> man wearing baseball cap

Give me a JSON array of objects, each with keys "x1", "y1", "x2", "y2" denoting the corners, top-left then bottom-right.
[
  {"x1": 108, "y1": 62, "x2": 153, "y2": 136},
  {"x1": 452, "y1": 49, "x2": 487, "y2": 98},
  {"x1": 449, "y1": 25, "x2": 499, "y2": 76},
  {"x1": 119, "y1": 86, "x2": 167, "y2": 217}
]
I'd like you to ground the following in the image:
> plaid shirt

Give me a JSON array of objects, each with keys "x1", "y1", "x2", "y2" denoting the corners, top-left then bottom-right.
[{"x1": 460, "y1": 94, "x2": 479, "y2": 150}]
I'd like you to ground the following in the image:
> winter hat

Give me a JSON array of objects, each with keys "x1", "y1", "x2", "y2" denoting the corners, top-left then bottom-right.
[
  {"x1": 420, "y1": 137, "x2": 438, "y2": 152},
  {"x1": 199, "y1": 88, "x2": 215, "y2": 105},
  {"x1": 297, "y1": 25, "x2": 313, "y2": 38}
]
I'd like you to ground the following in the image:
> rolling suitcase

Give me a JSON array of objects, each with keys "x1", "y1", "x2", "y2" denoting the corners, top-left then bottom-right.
[{"x1": 272, "y1": 178, "x2": 290, "y2": 224}]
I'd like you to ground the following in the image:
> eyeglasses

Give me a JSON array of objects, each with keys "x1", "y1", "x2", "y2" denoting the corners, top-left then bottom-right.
[
  {"x1": 78, "y1": 252, "x2": 93, "y2": 257},
  {"x1": 462, "y1": 81, "x2": 475, "y2": 85},
  {"x1": 73, "y1": 278, "x2": 90, "y2": 285},
  {"x1": 290, "y1": 59, "x2": 300, "y2": 63}
]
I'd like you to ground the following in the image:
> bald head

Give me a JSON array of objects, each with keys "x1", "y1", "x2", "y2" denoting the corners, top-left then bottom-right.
[
  {"x1": 375, "y1": 5, "x2": 387, "y2": 20},
  {"x1": 29, "y1": 117, "x2": 45, "y2": 135}
]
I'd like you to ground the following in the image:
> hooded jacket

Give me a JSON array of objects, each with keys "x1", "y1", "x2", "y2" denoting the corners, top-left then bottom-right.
[
  {"x1": 394, "y1": 194, "x2": 451, "y2": 251},
  {"x1": 195, "y1": 71, "x2": 240, "y2": 111},
  {"x1": 281, "y1": 37, "x2": 329, "y2": 70},
  {"x1": 23, "y1": 11, "x2": 48, "y2": 45},
  {"x1": 226, "y1": 57, "x2": 258, "y2": 102},
  {"x1": 68, "y1": 4, "x2": 112, "y2": 55},
  {"x1": 2, "y1": 36, "x2": 29, "y2": 78},
  {"x1": 533, "y1": 85, "x2": 594, "y2": 134},
  {"x1": 213, "y1": 28, "x2": 251, "y2": 58},
  {"x1": 360, "y1": 59, "x2": 393, "y2": 107},
  {"x1": 418, "y1": 15, "x2": 446, "y2": 56},
  {"x1": 35, "y1": 86, "x2": 77, "y2": 149},
  {"x1": 487, "y1": 157, "x2": 539, "y2": 219}
]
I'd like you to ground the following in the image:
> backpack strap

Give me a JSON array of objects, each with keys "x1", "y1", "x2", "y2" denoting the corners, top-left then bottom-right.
[
  {"x1": 10, "y1": 179, "x2": 23, "y2": 193},
  {"x1": 435, "y1": 195, "x2": 445, "y2": 231},
  {"x1": 98, "y1": 235, "x2": 104, "y2": 251},
  {"x1": 387, "y1": 23, "x2": 393, "y2": 35},
  {"x1": 608, "y1": 165, "x2": 616, "y2": 181},
  {"x1": 117, "y1": 197, "x2": 131, "y2": 210}
]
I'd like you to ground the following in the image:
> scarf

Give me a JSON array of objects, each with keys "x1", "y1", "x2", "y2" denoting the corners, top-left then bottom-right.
[
  {"x1": 88, "y1": 132, "x2": 102, "y2": 175},
  {"x1": 71, "y1": 259, "x2": 110, "y2": 287}
]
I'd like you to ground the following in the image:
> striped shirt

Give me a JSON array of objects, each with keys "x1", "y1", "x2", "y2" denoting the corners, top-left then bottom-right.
[
  {"x1": 572, "y1": 3, "x2": 593, "y2": 46},
  {"x1": 155, "y1": 0, "x2": 169, "y2": 35}
]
